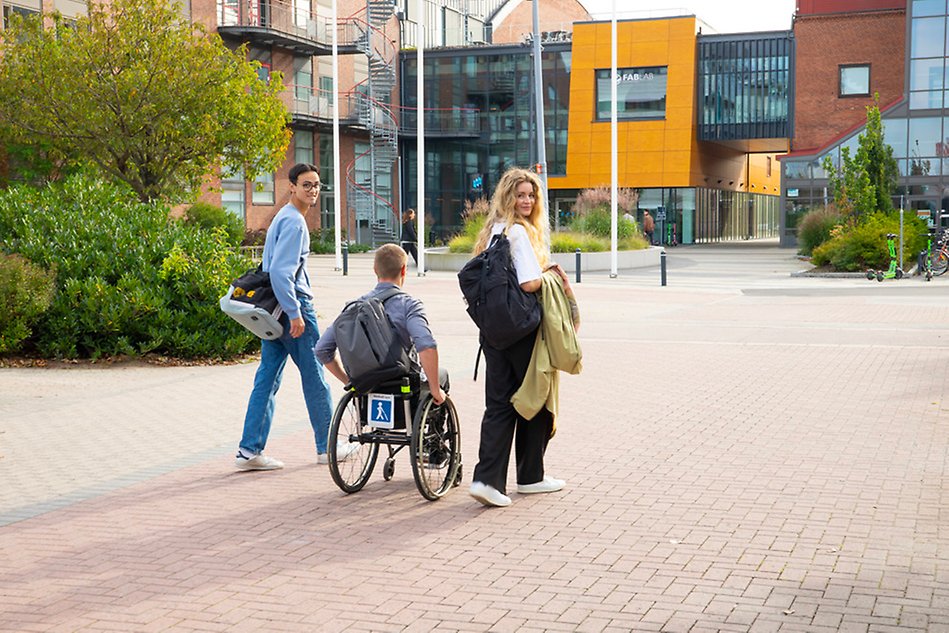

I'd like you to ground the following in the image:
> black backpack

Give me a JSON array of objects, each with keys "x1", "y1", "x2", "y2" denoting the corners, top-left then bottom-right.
[
  {"x1": 333, "y1": 287, "x2": 413, "y2": 393},
  {"x1": 457, "y1": 232, "x2": 541, "y2": 351}
]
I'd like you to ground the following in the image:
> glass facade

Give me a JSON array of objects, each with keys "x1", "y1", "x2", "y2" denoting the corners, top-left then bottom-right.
[
  {"x1": 400, "y1": 44, "x2": 571, "y2": 239},
  {"x1": 782, "y1": 1, "x2": 949, "y2": 244},
  {"x1": 698, "y1": 33, "x2": 792, "y2": 141}
]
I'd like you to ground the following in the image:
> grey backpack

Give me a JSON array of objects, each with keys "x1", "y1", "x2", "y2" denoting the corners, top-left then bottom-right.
[{"x1": 333, "y1": 287, "x2": 413, "y2": 393}]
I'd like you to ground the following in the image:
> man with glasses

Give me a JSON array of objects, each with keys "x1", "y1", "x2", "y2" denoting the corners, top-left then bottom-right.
[{"x1": 236, "y1": 163, "x2": 355, "y2": 470}]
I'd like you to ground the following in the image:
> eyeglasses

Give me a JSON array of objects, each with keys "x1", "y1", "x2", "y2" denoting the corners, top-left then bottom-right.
[{"x1": 298, "y1": 181, "x2": 321, "y2": 191}]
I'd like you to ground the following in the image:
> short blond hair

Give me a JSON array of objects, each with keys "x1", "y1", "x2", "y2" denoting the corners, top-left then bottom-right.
[{"x1": 374, "y1": 244, "x2": 407, "y2": 280}]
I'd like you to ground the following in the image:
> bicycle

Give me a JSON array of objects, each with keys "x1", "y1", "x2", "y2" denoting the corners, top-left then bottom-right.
[{"x1": 932, "y1": 231, "x2": 949, "y2": 276}]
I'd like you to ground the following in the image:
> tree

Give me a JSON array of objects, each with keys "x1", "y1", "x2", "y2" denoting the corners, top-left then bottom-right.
[
  {"x1": 0, "y1": 0, "x2": 290, "y2": 203},
  {"x1": 822, "y1": 96, "x2": 899, "y2": 223}
]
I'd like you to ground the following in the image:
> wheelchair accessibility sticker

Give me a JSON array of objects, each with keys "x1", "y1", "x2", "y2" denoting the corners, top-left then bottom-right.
[{"x1": 367, "y1": 393, "x2": 395, "y2": 430}]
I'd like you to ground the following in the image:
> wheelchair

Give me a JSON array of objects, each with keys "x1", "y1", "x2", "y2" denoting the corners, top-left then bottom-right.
[{"x1": 327, "y1": 373, "x2": 462, "y2": 501}]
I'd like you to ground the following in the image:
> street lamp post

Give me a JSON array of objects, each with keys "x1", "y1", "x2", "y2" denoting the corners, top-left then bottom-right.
[{"x1": 530, "y1": 0, "x2": 550, "y2": 238}]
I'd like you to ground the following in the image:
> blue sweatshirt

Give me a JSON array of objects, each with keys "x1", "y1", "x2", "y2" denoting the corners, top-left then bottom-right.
[{"x1": 261, "y1": 203, "x2": 312, "y2": 320}]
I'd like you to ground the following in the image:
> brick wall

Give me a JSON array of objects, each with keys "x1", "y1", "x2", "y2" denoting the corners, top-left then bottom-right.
[
  {"x1": 792, "y1": 9, "x2": 904, "y2": 153},
  {"x1": 490, "y1": 0, "x2": 589, "y2": 44}
]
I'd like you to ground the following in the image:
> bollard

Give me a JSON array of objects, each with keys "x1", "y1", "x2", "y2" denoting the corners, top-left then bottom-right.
[
  {"x1": 660, "y1": 249, "x2": 667, "y2": 286},
  {"x1": 342, "y1": 244, "x2": 349, "y2": 276},
  {"x1": 575, "y1": 248, "x2": 581, "y2": 284}
]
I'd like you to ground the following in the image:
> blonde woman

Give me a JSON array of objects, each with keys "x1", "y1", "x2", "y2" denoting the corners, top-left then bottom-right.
[{"x1": 469, "y1": 167, "x2": 569, "y2": 508}]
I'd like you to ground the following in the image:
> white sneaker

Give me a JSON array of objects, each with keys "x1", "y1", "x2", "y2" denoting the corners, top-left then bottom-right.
[
  {"x1": 234, "y1": 453, "x2": 284, "y2": 471},
  {"x1": 469, "y1": 481, "x2": 512, "y2": 507},
  {"x1": 516, "y1": 476, "x2": 565, "y2": 494},
  {"x1": 317, "y1": 441, "x2": 360, "y2": 465}
]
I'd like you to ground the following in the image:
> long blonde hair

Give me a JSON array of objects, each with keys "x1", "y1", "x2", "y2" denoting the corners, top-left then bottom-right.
[{"x1": 473, "y1": 168, "x2": 548, "y2": 267}]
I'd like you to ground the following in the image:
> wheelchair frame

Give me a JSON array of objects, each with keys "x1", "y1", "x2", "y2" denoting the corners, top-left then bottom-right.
[{"x1": 327, "y1": 375, "x2": 463, "y2": 501}]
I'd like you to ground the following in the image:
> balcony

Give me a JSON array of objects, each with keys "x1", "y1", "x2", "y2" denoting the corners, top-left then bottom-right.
[
  {"x1": 399, "y1": 106, "x2": 481, "y2": 138},
  {"x1": 285, "y1": 86, "x2": 361, "y2": 130},
  {"x1": 216, "y1": 0, "x2": 363, "y2": 56}
]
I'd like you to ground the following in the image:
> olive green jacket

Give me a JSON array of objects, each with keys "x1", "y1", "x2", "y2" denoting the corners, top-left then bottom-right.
[{"x1": 511, "y1": 271, "x2": 582, "y2": 433}]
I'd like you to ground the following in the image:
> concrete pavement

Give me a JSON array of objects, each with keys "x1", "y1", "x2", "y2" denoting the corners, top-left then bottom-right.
[{"x1": 1, "y1": 245, "x2": 948, "y2": 632}]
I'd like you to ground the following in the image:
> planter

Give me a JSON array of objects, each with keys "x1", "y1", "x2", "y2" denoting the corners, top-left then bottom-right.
[{"x1": 424, "y1": 246, "x2": 661, "y2": 272}]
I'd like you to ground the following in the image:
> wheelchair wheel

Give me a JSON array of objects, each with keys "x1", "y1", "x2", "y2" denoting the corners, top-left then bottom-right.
[
  {"x1": 410, "y1": 395, "x2": 462, "y2": 501},
  {"x1": 328, "y1": 391, "x2": 379, "y2": 494}
]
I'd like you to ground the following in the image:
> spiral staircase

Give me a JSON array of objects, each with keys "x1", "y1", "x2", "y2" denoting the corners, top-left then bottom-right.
[{"x1": 345, "y1": 0, "x2": 399, "y2": 246}]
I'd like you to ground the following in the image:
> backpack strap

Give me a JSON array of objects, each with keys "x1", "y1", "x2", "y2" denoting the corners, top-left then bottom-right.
[{"x1": 375, "y1": 286, "x2": 405, "y2": 304}]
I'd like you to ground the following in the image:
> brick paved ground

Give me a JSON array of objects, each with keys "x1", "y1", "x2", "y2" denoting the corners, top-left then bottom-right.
[{"x1": 1, "y1": 246, "x2": 947, "y2": 632}]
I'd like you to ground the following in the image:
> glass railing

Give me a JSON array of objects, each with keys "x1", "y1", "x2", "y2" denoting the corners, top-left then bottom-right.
[
  {"x1": 284, "y1": 85, "x2": 357, "y2": 122},
  {"x1": 216, "y1": 0, "x2": 363, "y2": 47},
  {"x1": 399, "y1": 106, "x2": 480, "y2": 135}
]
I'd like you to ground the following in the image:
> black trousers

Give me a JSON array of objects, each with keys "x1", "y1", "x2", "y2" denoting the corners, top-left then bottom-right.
[
  {"x1": 401, "y1": 241, "x2": 419, "y2": 265},
  {"x1": 472, "y1": 330, "x2": 553, "y2": 495}
]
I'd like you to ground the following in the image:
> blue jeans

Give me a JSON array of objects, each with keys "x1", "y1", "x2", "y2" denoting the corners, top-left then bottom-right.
[{"x1": 240, "y1": 295, "x2": 333, "y2": 455}]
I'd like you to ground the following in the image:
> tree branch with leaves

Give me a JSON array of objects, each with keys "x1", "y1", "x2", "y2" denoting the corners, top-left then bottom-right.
[{"x1": 0, "y1": 0, "x2": 291, "y2": 203}]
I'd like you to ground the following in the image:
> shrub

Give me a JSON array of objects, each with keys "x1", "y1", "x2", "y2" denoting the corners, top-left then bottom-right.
[
  {"x1": 571, "y1": 186, "x2": 639, "y2": 217},
  {"x1": 0, "y1": 174, "x2": 257, "y2": 359},
  {"x1": 0, "y1": 253, "x2": 56, "y2": 354},
  {"x1": 811, "y1": 212, "x2": 926, "y2": 272},
  {"x1": 797, "y1": 206, "x2": 844, "y2": 256},
  {"x1": 243, "y1": 229, "x2": 267, "y2": 246},
  {"x1": 182, "y1": 201, "x2": 245, "y2": 246},
  {"x1": 550, "y1": 232, "x2": 649, "y2": 253},
  {"x1": 448, "y1": 198, "x2": 489, "y2": 253},
  {"x1": 569, "y1": 208, "x2": 639, "y2": 240}
]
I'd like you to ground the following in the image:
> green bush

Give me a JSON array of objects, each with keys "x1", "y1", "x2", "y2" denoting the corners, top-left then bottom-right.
[
  {"x1": 797, "y1": 206, "x2": 843, "y2": 256},
  {"x1": 0, "y1": 175, "x2": 257, "y2": 359},
  {"x1": 569, "y1": 207, "x2": 639, "y2": 240},
  {"x1": 182, "y1": 201, "x2": 245, "y2": 246},
  {"x1": 811, "y1": 212, "x2": 926, "y2": 272},
  {"x1": 0, "y1": 253, "x2": 56, "y2": 354},
  {"x1": 551, "y1": 231, "x2": 649, "y2": 253}
]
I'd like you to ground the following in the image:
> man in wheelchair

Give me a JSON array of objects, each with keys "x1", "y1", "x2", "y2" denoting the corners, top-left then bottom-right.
[{"x1": 316, "y1": 244, "x2": 448, "y2": 408}]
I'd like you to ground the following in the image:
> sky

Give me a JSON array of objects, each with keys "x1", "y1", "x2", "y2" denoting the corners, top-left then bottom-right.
[{"x1": 577, "y1": 0, "x2": 798, "y2": 34}]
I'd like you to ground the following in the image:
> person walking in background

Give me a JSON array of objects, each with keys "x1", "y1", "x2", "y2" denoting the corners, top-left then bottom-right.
[
  {"x1": 643, "y1": 210, "x2": 655, "y2": 245},
  {"x1": 468, "y1": 167, "x2": 568, "y2": 508},
  {"x1": 235, "y1": 163, "x2": 338, "y2": 471},
  {"x1": 401, "y1": 208, "x2": 419, "y2": 267}
]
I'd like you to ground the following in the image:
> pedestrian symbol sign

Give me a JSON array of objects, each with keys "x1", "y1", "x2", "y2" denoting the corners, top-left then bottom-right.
[{"x1": 368, "y1": 393, "x2": 395, "y2": 429}]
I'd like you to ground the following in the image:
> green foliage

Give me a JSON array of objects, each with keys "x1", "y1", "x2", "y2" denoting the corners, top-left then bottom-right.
[
  {"x1": 448, "y1": 198, "x2": 490, "y2": 253},
  {"x1": 0, "y1": 174, "x2": 257, "y2": 359},
  {"x1": 797, "y1": 206, "x2": 844, "y2": 257},
  {"x1": 569, "y1": 208, "x2": 639, "y2": 240},
  {"x1": 822, "y1": 96, "x2": 898, "y2": 222},
  {"x1": 571, "y1": 187, "x2": 639, "y2": 217},
  {"x1": 0, "y1": 0, "x2": 290, "y2": 203},
  {"x1": 182, "y1": 201, "x2": 245, "y2": 246},
  {"x1": 0, "y1": 254, "x2": 56, "y2": 354},
  {"x1": 550, "y1": 232, "x2": 649, "y2": 253},
  {"x1": 811, "y1": 212, "x2": 927, "y2": 272}
]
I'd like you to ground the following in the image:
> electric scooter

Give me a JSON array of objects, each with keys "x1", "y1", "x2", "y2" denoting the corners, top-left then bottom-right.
[{"x1": 865, "y1": 233, "x2": 903, "y2": 282}]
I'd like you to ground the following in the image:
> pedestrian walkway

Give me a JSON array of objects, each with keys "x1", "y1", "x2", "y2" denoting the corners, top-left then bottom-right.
[{"x1": 1, "y1": 247, "x2": 947, "y2": 632}]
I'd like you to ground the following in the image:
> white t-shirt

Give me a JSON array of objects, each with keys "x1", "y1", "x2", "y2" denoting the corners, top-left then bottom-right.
[{"x1": 491, "y1": 222, "x2": 543, "y2": 284}]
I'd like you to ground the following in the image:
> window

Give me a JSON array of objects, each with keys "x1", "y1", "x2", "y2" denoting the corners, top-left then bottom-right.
[
  {"x1": 3, "y1": 5, "x2": 39, "y2": 28},
  {"x1": 595, "y1": 67, "x2": 667, "y2": 120},
  {"x1": 295, "y1": 131, "x2": 314, "y2": 164},
  {"x1": 252, "y1": 171, "x2": 274, "y2": 205},
  {"x1": 221, "y1": 167, "x2": 246, "y2": 219},
  {"x1": 295, "y1": 58, "x2": 312, "y2": 101},
  {"x1": 839, "y1": 64, "x2": 870, "y2": 97}
]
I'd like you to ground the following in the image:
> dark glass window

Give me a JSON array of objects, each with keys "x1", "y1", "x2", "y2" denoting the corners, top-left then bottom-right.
[
  {"x1": 595, "y1": 67, "x2": 668, "y2": 120},
  {"x1": 839, "y1": 64, "x2": 870, "y2": 97}
]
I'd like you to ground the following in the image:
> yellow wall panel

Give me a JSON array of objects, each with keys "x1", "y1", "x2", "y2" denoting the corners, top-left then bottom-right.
[{"x1": 560, "y1": 18, "x2": 700, "y2": 192}]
